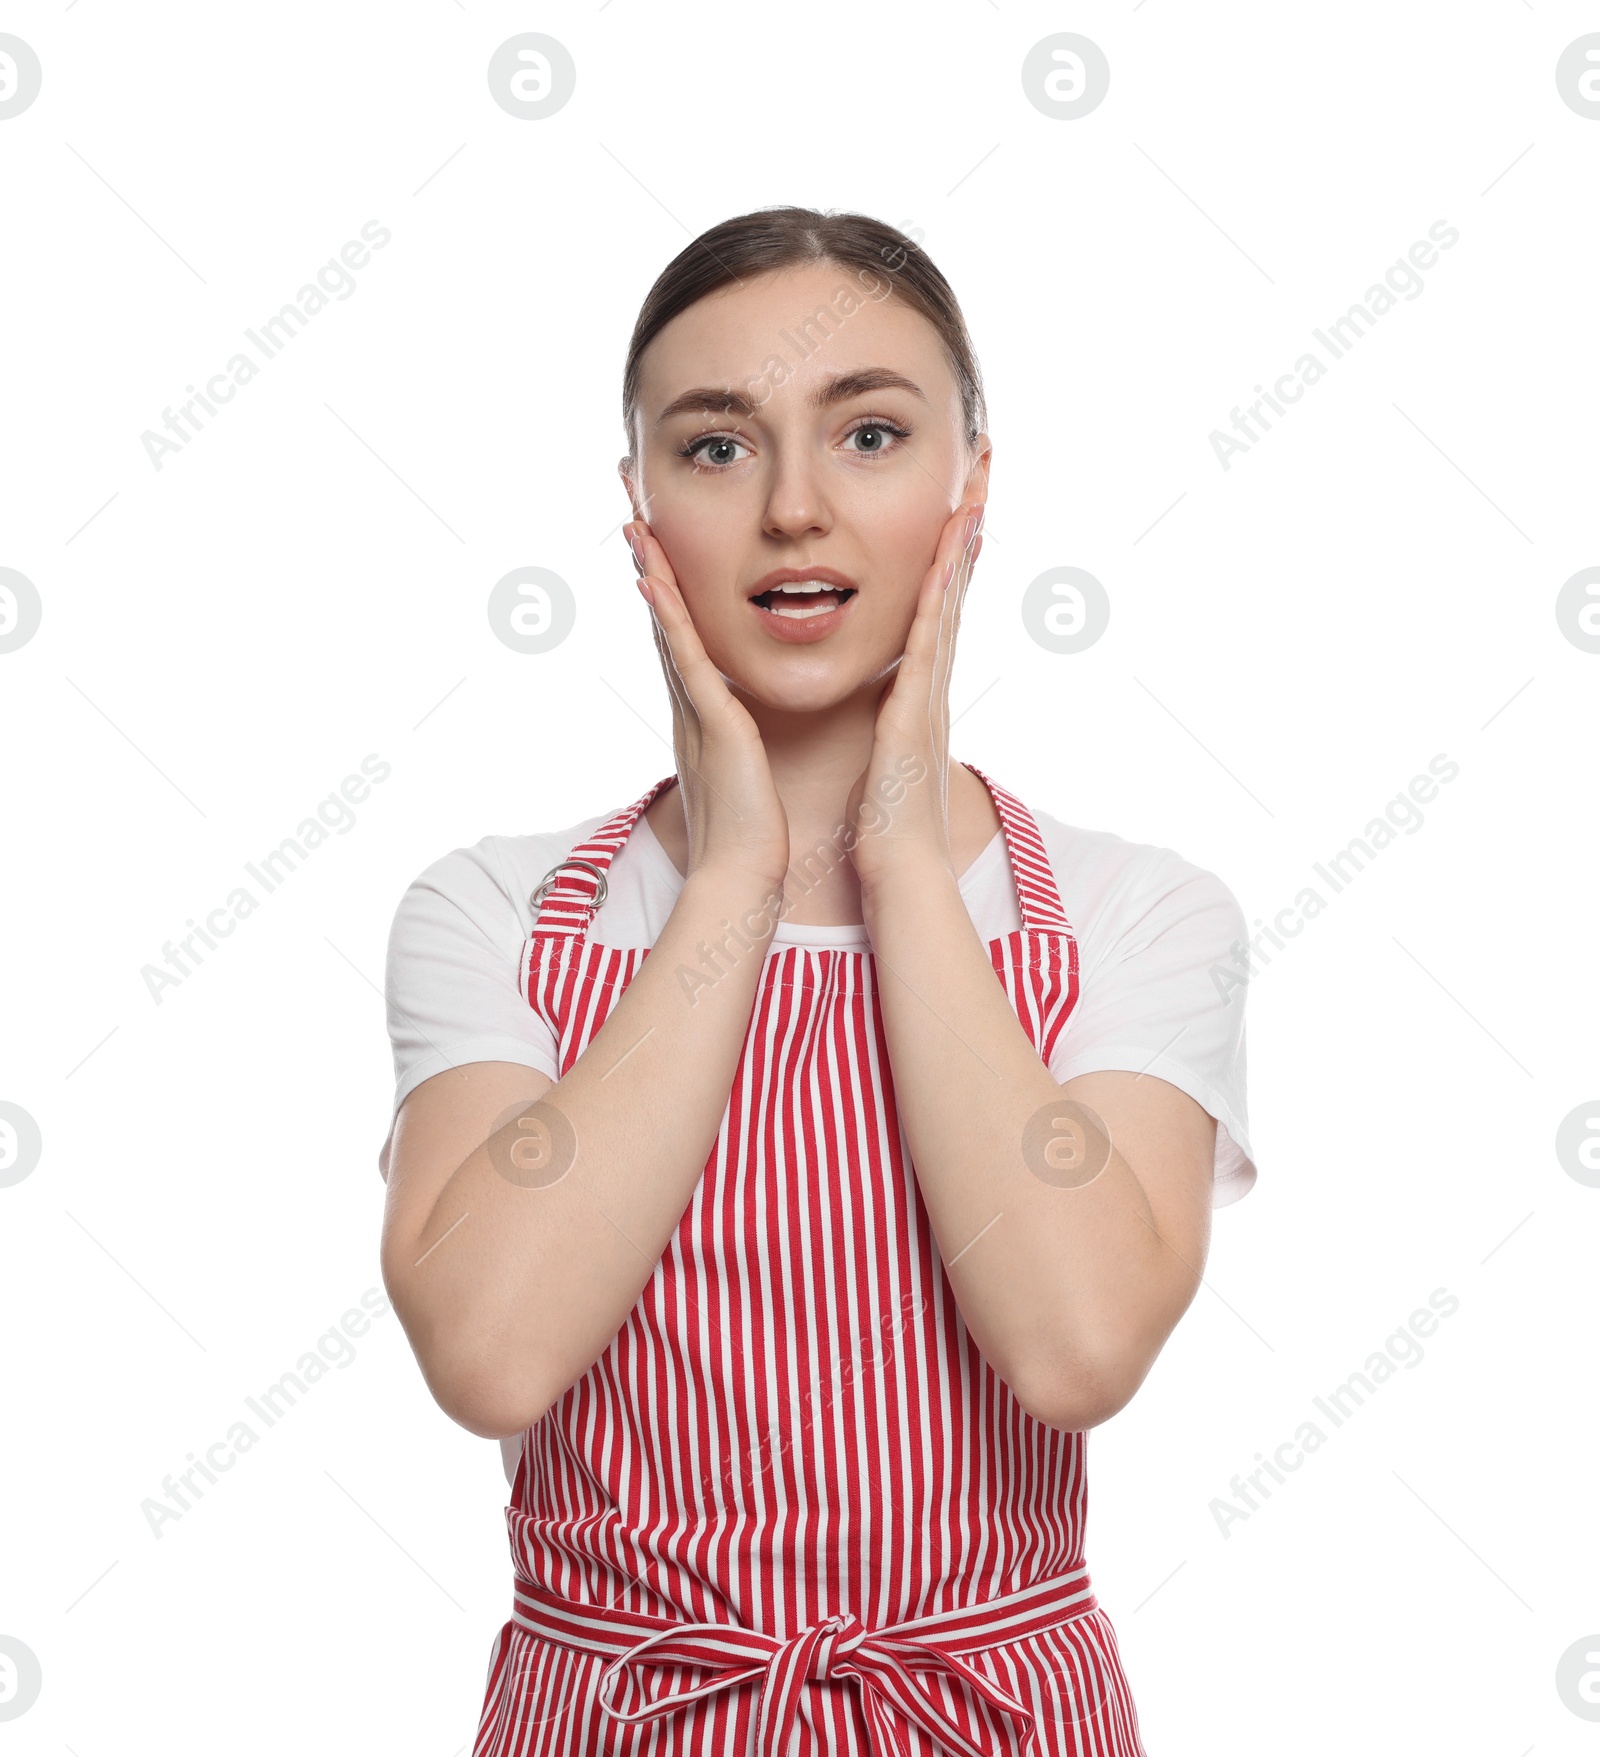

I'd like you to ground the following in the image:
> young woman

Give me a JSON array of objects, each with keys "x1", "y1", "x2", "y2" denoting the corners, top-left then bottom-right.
[{"x1": 379, "y1": 206, "x2": 1257, "y2": 1757}]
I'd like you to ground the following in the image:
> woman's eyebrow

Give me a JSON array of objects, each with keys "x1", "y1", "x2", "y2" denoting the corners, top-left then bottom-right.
[{"x1": 655, "y1": 367, "x2": 928, "y2": 427}]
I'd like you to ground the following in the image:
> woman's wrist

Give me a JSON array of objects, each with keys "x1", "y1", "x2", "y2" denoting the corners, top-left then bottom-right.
[
  {"x1": 679, "y1": 863, "x2": 788, "y2": 939},
  {"x1": 858, "y1": 852, "x2": 961, "y2": 928}
]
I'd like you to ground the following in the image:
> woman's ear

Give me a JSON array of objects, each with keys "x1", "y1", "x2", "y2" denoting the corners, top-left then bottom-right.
[
  {"x1": 617, "y1": 456, "x2": 643, "y2": 522},
  {"x1": 962, "y1": 433, "x2": 993, "y2": 504}
]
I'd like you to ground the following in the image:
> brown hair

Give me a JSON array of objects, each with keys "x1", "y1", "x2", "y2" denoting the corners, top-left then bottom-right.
[{"x1": 621, "y1": 205, "x2": 987, "y2": 458}]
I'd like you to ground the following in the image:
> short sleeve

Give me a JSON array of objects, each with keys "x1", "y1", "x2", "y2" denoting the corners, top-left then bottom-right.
[
  {"x1": 1049, "y1": 847, "x2": 1257, "y2": 1206},
  {"x1": 379, "y1": 838, "x2": 561, "y2": 1178}
]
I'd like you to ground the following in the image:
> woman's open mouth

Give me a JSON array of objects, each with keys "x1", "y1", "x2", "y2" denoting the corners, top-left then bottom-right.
[{"x1": 747, "y1": 577, "x2": 859, "y2": 643}]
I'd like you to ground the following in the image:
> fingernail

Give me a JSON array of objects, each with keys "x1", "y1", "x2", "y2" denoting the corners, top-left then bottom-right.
[
  {"x1": 626, "y1": 531, "x2": 644, "y2": 573},
  {"x1": 636, "y1": 575, "x2": 654, "y2": 607}
]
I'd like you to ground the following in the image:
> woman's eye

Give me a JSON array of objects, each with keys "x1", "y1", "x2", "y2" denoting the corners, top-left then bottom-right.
[
  {"x1": 681, "y1": 433, "x2": 751, "y2": 470},
  {"x1": 842, "y1": 421, "x2": 910, "y2": 456}
]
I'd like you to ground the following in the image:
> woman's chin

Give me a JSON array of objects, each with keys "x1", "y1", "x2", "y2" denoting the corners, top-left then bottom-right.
[{"x1": 724, "y1": 661, "x2": 897, "y2": 721}]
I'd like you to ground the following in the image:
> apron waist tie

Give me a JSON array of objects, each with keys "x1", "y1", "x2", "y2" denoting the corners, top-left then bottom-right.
[{"x1": 511, "y1": 1565, "x2": 1100, "y2": 1757}]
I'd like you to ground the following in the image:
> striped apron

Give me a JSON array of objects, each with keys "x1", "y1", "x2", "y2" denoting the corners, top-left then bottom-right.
[{"x1": 473, "y1": 763, "x2": 1148, "y2": 1757}]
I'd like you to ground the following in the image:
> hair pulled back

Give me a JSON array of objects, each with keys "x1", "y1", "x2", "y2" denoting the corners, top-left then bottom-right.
[{"x1": 621, "y1": 206, "x2": 986, "y2": 456}]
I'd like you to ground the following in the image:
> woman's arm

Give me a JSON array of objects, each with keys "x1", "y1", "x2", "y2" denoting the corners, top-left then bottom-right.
[
  {"x1": 380, "y1": 861, "x2": 782, "y2": 1440},
  {"x1": 863, "y1": 867, "x2": 1216, "y2": 1432},
  {"x1": 846, "y1": 501, "x2": 1215, "y2": 1429},
  {"x1": 382, "y1": 522, "x2": 789, "y2": 1442}
]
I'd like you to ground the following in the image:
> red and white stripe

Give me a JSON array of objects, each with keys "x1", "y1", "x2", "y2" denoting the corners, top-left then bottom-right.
[{"x1": 475, "y1": 764, "x2": 1147, "y2": 1756}]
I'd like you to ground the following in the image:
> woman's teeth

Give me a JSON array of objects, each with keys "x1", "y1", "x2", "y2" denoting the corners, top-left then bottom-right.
[
  {"x1": 770, "y1": 598, "x2": 841, "y2": 620},
  {"x1": 755, "y1": 583, "x2": 853, "y2": 619}
]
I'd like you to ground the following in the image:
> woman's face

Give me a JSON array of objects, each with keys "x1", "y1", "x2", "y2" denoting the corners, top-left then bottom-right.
[{"x1": 622, "y1": 260, "x2": 990, "y2": 712}]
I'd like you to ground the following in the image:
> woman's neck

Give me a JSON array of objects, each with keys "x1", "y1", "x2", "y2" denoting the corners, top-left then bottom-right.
[{"x1": 643, "y1": 755, "x2": 1002, "y2": 927}]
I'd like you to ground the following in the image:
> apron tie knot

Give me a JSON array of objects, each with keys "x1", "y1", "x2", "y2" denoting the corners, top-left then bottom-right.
[{"x1": 801, "y1": 1610, "x2": 861, "y2": 1682}]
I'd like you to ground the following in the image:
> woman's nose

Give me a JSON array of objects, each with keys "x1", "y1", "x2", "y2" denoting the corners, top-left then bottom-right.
[{"x1": 760, "y1": 451, "x2": 831, "y2": 541}]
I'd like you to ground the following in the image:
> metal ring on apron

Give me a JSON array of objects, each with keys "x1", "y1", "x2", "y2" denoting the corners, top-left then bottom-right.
[{"x1": 530, "y1": 857, "x2": 609, "y2": 911}]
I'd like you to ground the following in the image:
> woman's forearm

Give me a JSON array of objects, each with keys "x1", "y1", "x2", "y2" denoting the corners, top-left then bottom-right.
[
  {"x1": 390, "y1": 867, "x2": 781, "y2": 1436},
  {"x1": 861, "y1": 863, "x2": 1177, "y2": 1428}
]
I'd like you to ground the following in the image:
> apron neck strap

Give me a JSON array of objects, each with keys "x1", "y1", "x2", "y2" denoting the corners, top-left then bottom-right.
[
  {"x1": 960, "y1": 761, "x2": 1072, "y2": 937},
  {"x1": 528, "y1": 774, "x2": 679, "y2": 939}
]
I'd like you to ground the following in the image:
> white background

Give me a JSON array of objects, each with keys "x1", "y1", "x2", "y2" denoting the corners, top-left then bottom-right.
[{"x1": 2, "y1": 2, "x2": 1596, "y2": 1752}]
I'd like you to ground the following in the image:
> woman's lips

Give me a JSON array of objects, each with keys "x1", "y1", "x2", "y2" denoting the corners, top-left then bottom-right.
[{"x1": 748, "y1": 588, "x2": 857, "y2": 643}]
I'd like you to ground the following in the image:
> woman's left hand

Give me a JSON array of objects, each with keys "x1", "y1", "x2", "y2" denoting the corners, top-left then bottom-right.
[{"x1": 845, "y1": 499, "x2": 985, "y2": 892}]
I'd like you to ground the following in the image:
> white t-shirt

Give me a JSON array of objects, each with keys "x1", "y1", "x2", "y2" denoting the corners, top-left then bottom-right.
[{"x1": 380, "y1": 800, "x2": 1258, "y2": 1207}]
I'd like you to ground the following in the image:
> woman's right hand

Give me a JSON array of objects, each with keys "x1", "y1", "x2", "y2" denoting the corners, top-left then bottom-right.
[{"x1": 625, "y1": 519, "x2": 791, "y2": 894}]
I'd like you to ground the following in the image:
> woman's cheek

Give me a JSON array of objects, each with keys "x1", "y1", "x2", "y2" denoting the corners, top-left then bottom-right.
[
  {"x1": 876, "y1": 482, "x2": 948, "y2": 561},
  {"x1": 649, "y1": 517, "x2": 714, "y2": 593}
]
